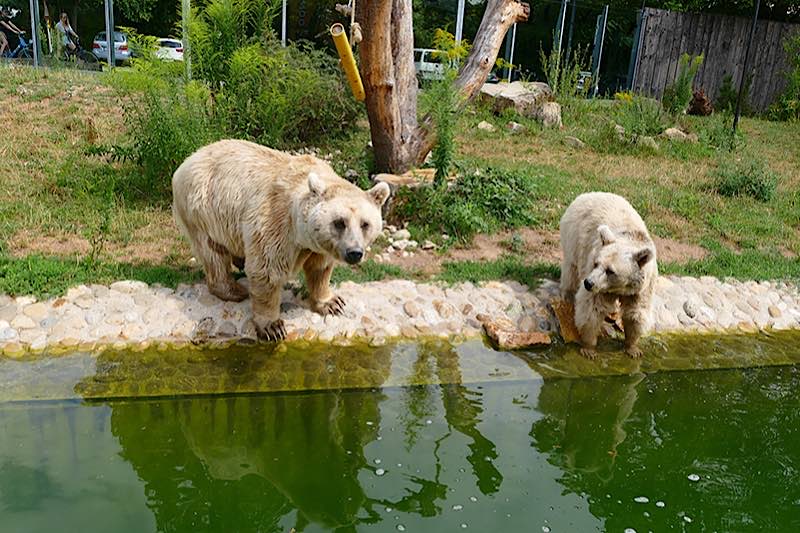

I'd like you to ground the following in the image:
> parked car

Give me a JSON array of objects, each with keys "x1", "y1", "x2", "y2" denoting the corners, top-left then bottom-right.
[
  {"x1": 413, "y1": 48, "x2": 452, "y2": 81},
  {"x1": 91, "y1": 30, "x2": 131, "y2": 65},
  {"x1": 156, "y1": 38, "x2": 183, "y2": 61}
]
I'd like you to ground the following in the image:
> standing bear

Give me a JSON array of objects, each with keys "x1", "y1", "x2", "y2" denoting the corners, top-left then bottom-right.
[
  {"x1": 172, "y1": 140, "x2": 390, "y2": 341},
  {"x1": 559, "y1": 192, "x2": 658, "y2": 358}
]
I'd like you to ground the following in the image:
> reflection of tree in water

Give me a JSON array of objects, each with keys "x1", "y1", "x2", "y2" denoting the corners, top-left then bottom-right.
[
  {"x1": 110, "y1": 341, "x2": 505, "y2": 531},
  {"x1": 398, "y1": 341, "x2": 503, "y2": 503},
  {"x1": 529, "y1": 367, "x2": 800, "y2": 531}
]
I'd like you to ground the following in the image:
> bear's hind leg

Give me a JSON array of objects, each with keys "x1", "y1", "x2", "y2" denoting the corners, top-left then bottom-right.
[
  {"x1": 200, "y1": 237, "x2": 249, "y2": 302},
  {"x1": 303, "y1": 253, "x2": 345, "y2": 316}
]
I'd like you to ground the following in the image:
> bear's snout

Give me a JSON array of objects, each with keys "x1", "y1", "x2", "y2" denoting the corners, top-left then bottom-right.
[
  {"x1": 345, "y1": 248, "x2": 364, "y2": 264},
  {"x1": 583, "y1": 278, "x2": 594, "y2": 291}
]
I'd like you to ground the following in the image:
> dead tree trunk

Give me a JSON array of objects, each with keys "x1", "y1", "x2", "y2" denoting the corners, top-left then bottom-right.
[{"x1": 357, "y1": 0, "x2": 529, "y2": 174}]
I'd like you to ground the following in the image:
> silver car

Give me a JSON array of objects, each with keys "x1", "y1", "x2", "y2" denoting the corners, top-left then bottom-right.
[{"x1": 91, "y1": 30, "x2": 131, "y2": 65}]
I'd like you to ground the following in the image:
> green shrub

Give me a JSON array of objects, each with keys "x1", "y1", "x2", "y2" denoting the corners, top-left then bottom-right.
[
  {"x1": 124, "y1": 81, "x2": 221, "y2": 196},
  {"x1": 712, "y1": 157, "x2": 778, "y2": 202},
  {"x1": 615, "y1": 96, "x2": 670, "y2": 138},
  {"x1": 716, "y1": 73, "x2": 752, "y2": 114},
  {"x1": 425, "y1": 69, "x2": 459, "y2": 186},
  {"x1": 696, "y1": 111, "x2": 741, "y2": 152},
  {"x1": 114, "y1": 0, "x2": 359, "y2": 189},
  {"x1": 769, "y1": 33, "x2": 800, "y2": 122},
  {"x1": 217, "y1": 41, "x2": 359, "y2": 147},
  {"x1": 662, "y1": 53, "x2": 703, "y2": 114},
  {"x1": 394, "y1": 167, "x2": 539, "y2": 241},
  {"x1": 539, "y1": 44, "x2": 590, "y2": 101}
]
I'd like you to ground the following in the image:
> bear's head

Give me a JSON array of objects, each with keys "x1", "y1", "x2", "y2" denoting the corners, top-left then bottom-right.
[
  {"x1": 583, "y1": 225, "x2": 654, "y2": 295},
  {"x1": 305, "y1": 172, "x2": 390, "y2": 264}
]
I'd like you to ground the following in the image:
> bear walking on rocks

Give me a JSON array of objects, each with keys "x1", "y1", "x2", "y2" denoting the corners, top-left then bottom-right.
[
  {"x1": 172, "y1": 139, "x2": 390, "y2": 341},
  {"x1": 559, "y1": 192, "x2": 658, "y2": 359}
]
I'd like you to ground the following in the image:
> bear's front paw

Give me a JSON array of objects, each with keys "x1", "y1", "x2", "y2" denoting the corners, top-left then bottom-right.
[
  {"x1": 210, "y1": 281, "x2": 249, "y2": 302},
  {"x1": 317, "y1": 295, "x2": 346, "y2": 316},
  {"x1": 624, "y1": 344, "x2": 643, "y2": 358},
  {"x1": 580, "y1": 347, "x2": 597, "y2": 359},
  {"x1": 255, "y1": 319, "x2": 287, "y2": 341}
]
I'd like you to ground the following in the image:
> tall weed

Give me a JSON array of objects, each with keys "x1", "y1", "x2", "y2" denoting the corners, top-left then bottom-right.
[
  {"x1": 662, "y1": 53, "x2": 703, "y2": 114},
  {"x1": 769, "y1": 33, "x2": 800, "y2": 121}
]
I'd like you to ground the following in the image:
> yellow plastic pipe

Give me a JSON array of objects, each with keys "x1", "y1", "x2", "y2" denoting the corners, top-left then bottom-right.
[{"x1": 330, "y1": 23, "x2": 365, "y2": 102}]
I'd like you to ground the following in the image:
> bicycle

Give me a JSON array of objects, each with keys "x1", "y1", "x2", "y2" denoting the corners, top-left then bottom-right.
[
  {"x1": 63, "y1": 36, "x2": 100, "y2": 71},
  {"x1": 2, "y1": 31, "x2": 31, "y2": 59}
]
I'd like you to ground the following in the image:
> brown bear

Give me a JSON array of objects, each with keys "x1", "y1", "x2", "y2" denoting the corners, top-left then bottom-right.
[
  {"x1": 559, "y1": 192, "x2": 658, "y2": 359},
  {"x1": 172, "y1": 139, "x2": 390, "y2": 340}
]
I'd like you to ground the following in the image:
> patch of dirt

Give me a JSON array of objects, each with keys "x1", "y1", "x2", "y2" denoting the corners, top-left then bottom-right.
[
  {"x1": 8, "y1": 229, "x2": 191, "y2": 265},
  {"x1": 652, "y1": 237, "x2": 707, "y2": 263},
  {"x1": 380, "y1": 228, "x2": 706, "y2": 273}
]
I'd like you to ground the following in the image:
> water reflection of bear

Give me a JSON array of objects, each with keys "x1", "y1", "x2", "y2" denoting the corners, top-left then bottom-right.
[
  {"x1": 109, "y1": 342, "x2": 503, "y2": 531},
  {"x1": 530, "y1": 373, "x2": 644, "y2": 483}
]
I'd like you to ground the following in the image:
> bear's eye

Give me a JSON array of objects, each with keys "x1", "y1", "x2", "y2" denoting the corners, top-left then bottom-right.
[
  {"x1": 605, "y1": 268, "x2": 615, "y2": 277},
  {"x1": 361, "y1": 222, "x2": 370, "y2": 232},
  {"x1": 333, "y1": 218, "x2": 346, "y2": 231},
  {"x1": 594, "y1": 262, "x2": 599, "y2": 269}
]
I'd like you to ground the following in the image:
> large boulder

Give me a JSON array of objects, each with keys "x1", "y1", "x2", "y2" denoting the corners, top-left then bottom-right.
[{"x1": 479, "y1": 81, "x2": 562, "y2": 127}]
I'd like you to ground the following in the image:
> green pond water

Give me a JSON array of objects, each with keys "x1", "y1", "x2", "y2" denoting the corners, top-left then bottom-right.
[{"x1": 2, "y1": 335, "x2": 800, "y2": 531}]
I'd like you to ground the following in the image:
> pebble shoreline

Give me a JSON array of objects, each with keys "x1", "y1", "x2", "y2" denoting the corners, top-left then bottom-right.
[{"x1": 1, "y1": 275, "x2": 799, "y2": 357}]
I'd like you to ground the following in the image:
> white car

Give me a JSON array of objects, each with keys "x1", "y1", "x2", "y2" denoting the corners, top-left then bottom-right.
[
  {"x1": 414, "y1": 48, "x2": 448, "y2": 81},
  {"x1": 156, "y1": 38, "x2": 183, "y2": 61},
  {"x1": 92, "y1": 30, "x2": 131, "y2": 64}
]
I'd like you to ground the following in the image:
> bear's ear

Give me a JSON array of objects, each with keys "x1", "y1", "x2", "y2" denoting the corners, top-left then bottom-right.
[
  {"x1": 598, "y1": 225, "x2": 616, "y2": 245},
  {"x1": 367, "y1": 182, "x2": 391, "y2": 207},
  {"x1": 307, "y1": 172, "x2": 326, "y2": 196},
  {"x1": 634, "y1": 248, "x2": 653, "y2": 268}
]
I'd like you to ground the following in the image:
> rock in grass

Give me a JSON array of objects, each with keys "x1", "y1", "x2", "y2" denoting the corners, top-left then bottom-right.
[
  {"x1": 661, "y1": 127, "x2": 689, "y2": 141},
  {"x1": 506, "y1": 121, "x2": 526, "y2": 133},
  {"x1": 564, "y1": 136, "x2": 586, "y2": 149},
  {"x1": 477, "y1": 120, "x2": 497, "y2": 132},
  {"x1": 477, "y1": 314, "x2": 551, "y2": 350},
  {"x1": 638, "y1": 136, "x2": 659, "y2": 150}
]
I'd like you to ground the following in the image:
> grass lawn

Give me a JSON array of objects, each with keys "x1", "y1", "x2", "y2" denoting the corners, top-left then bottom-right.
[{"x1": 1, "y1": 64, "x2": 799, "y2": 297}]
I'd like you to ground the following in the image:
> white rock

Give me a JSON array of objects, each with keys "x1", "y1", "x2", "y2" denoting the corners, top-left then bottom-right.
[
  {"x1": 477, "y1": 120, "x2": 496, "y2": 132},
  {"x1": 10, "y1": 315, "x2": 37, "y2": 330},
  {"x1": 393, "y1": 229, "x2": 411, "y2": 241},
  {"x1": 23, "y1": 302, "x2": 49, "y2": 320},
  {"x1": 110, "y1": 280, "x2": 149, "y2": 294}
]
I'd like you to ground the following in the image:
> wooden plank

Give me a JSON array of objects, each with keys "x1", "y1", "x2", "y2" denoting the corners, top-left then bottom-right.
[
  {"x1": 653, "y1": 10, "x2": 676, "y2": 97},
  {"x1": 640, "y1": 8, "x2": 664, "y2": 95},
  {"x1": 755, "y1": 20, "x2": 779, "y2": 111},
  {"x1": 635, "y1": 9, "x2": 656, "y2": 94}
]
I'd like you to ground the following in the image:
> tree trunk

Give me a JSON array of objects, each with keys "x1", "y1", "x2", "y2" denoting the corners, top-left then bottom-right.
[{"x1": 358, "y1": 0, "x2": 529, "y2": 174}]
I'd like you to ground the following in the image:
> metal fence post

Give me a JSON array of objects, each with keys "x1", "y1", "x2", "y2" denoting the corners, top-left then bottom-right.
[
  {"x1": 27, "y1": 0, "x2": 39, "y2": 66},
  {"x1": 455, "y1": 0, "x2": 465, "y2": 46},
  {"x1": 555, "y1": 0, "x2": 567, "y2": 52},
  {"x1": 182, "y1": 0, "x2": 192, "y2": 78},
  {"x1": 507, "y1": 23, "x2": 517, "y2": 82},
  {"x1": 565, "y1": 0, "x2": 578, "y2": 63},
  {"x1": 592, "y1": 5, "x2": 609, "y2": 97}
]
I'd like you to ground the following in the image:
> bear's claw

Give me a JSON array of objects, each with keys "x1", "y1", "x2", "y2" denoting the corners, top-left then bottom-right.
[
  {"x1": 255, "y1": 319, "x2": 287, "y2": 342},
  {"x1": 580, "y1": 347, "x2": 598, "y2": 359},
  {"x1": 319, "y1": 295, "x2": 346, "y2": 316},
  {"x1": 624, "y1": 345, "x2": 643, "y2": 358}
]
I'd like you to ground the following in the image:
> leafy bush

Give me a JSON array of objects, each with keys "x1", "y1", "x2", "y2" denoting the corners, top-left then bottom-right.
[
  {"x1": 425, "y1": 69, "x2": 459, "y2": 185},
  {"x1": 662, "y1": 53, "x2": 703, "y2": 114},
  {"x1": 539, "y1": 44, "x2": 590, "y2": 101},
  {"x1": 716, "y1": 73, "x2": 752, "y2": 114},
  {"x1": 696, "y1": 111, "x2": 741, "y2": 152},
  {"x1": 769, "y1": 33, "x2": 800, "y2": 121},
  {"x1": 114, "y1": 0, "x2": 359, "y2": 190},
  {"x1": 217, "y1": 41, "x2": 360, "y2": 146},
  {"x1": 123, "y1": 81, "x2": 220, "y2": 196},
  {"x1": 712, "y1": 157, "x2": 778, "y2": 202},
  {"x1": 393, "y1": 167, "x2": 539, "y2": 241},
  {"x1": 615, "y1": 96, "x2": 670, "y2": 138}
]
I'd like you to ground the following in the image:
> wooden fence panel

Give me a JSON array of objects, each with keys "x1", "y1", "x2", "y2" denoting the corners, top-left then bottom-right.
[{"x1": 632, "y1": 8, "x2": 799, "y2": 111}]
